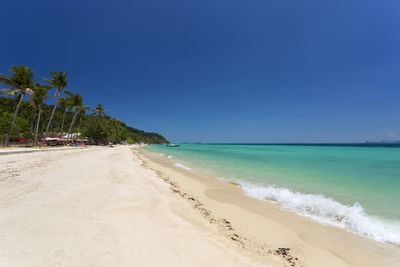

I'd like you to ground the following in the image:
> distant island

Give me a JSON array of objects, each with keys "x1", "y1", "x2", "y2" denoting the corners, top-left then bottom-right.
[{"x1": 365, "y1": 140, "x2": 400, "y2": 144}]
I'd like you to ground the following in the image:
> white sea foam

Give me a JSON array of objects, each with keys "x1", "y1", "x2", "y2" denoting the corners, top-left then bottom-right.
[
  {"x1": 236, "y1": 183, "x2": 400, "y2": 244},
  {"x1": 167, "y1": 155, "x2": 172, "y2": 159},
  {"x1": 160, "y1": 153, "x2": 164, "y2": 156},
  {"x1": 174, "y1": 163, "x2": 192, "y2": 171}
]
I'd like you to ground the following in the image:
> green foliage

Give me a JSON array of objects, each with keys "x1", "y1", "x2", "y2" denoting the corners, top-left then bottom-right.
[
  {"x1": 59, "y1": 97, "x2": 68, "y2": 109},
  {"x1": 81, "y1": 114, "x2": 167, "y2": 144},
  {"x1": 0, "y1": 65, "x2": 36, "y2": 145},
  {"x1": 43, "y1": 71, "x2": 67, "y2": 95},
  {"x1": 0, "y1": 97, "x2": 169, "y2": 144},
  {"x1": 0, "y1": 110, "x2": 31, "y2": 139},
  {"x1": 0, "y1": 66, "x2": 168, "y2": 145},
  {"x1": 32, "y1": 83, "x2": 49, "y2": 107},
  {"x1": 0, "y1": 65, "x2": 35, "y2": 95},
  {"x1": 93, "y1": 104, "x2": 108, "y2": 117},
  {"x1": 83, "y1": 116, "x2": 109, "y2": 141},
  {"x1": 66, "y1": 91, "x2": 83, "y2": 108}
]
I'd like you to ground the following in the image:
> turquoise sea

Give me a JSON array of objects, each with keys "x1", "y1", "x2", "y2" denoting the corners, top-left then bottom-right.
[{"x1": 144, "y1": 144, "x2": 400, "y2": 244}]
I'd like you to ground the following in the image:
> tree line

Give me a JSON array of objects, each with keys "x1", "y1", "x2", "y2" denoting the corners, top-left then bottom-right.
[{"x1": 0, "y1": 65, "x2": 169, "y2": 146}]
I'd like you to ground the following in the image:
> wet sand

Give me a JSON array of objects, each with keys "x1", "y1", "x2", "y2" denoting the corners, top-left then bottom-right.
[{"x1": 137, "y1": 147, "x2": 400, "y2": 267}]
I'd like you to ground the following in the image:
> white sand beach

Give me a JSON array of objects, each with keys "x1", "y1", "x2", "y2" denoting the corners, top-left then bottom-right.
[
  {"x1": 1, "y1": 146, "x2": 399, "y2": 266},
  {"x1": 0, "y1": 146, "x2": 276, "y2": 266}
]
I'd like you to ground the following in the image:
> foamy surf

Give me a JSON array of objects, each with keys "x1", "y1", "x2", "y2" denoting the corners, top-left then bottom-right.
[
  {"x1": 240, "y1": 184, "x2": 400, "y2": 244},
  {"x1": 174, "y1": 163, "x2": 192, "y2": 171}
]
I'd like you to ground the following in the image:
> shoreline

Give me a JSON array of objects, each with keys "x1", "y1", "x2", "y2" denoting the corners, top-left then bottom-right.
[
  {"x1": 136, "y1": 147, "x2": 400, "y2": 266},
  {"x1": 0, "y1": 145, "x2": 275, "y2": 266},
  {"x1": 1, "y1": 145, "x2": 399, "y2": 266}
]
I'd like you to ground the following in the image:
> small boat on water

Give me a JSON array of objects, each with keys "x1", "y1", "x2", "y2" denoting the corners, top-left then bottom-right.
[{"x1": 167, "y1": 144, "x2": 180, "y2": 147}]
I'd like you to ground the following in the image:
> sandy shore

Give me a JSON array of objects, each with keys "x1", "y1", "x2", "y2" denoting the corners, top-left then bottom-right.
[
  {"x1": 0, "y1": 146, "x2": 277, "y2": 266},
  {"x1": 137, "y1": 148, "x2": 400, "y2": 267},
  {"x1": 1, "y1": 146, "x2": 399, "y2": 266},
  {"x1": 0, "y1": 146, "x2": 86, "y2": 155}
]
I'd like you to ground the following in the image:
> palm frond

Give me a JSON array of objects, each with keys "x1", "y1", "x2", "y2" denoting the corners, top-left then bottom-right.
[
  {"x1": 42, "y1": 77, "x2": 53, "y2": 86},
  {"x1": 0, "y1": 65, "x2": 34, "y2": 91},
  {"x1": 0, "y1": 88, "x2": 12, "y2": 93},
  {"x1": 0, "y1": 74, "x2": 13, "y2": 80},
  {"x1": 64, "y1": 89, "x2": 73, "y2": 96},
  {"x1": 4, "y1": 90, "x2": 20, "y2": 97},
  {"x1": 44, "y1": 70, "x2": 68, "y2": 89},
  {"x1": 0, "y1": 75, "x2": 16, "y2": 87},
  {"x1": 1, "y1": 88, "x2": 19, "y2": 97}
]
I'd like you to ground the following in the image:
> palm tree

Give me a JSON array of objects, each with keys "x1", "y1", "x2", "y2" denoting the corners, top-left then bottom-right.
[
  {"x1": 93, "y1": 104, "x2": 108, "y2": 117},
  {"x1": 77, "y1": 106, "x2": 90, "y2": 134},
  {"x1": 31, "y1": 83, "x2": 49, "y2": 146},
  {"x1": 66, "y1": 92, "x2": 84, "y2": 142},
  {"x1": 0, "y1": 65, "x2": 35, "y2": 146},
  {"x1": 43, "y1": 71, "x2": 67, "y2": 138},
  {"x1": 58, "y1": 97, "x2": 69, "y2": 133}
]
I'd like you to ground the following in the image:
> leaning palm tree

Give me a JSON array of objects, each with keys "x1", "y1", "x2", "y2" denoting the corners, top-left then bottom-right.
[
  {"x1": 76, "y1": 106, "x2": 91, "y2": 134},
  {"x1": 66, "y1": 92, "x2": 84, "y2": 142},
  {"x1": 0, "y1": 65, "x2": 35, "y2": 146},
  {"x1": 58, "y1": 97, "x2": 69, "y2": 133},
  {"x1": 31, "y1": 83, "x2": 49, "y2": 146},
  {"x1": 43, "y1": 71, "x2": 67, "y2": 138}
]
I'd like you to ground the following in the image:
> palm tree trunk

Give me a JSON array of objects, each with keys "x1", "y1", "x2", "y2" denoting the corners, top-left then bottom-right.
[
  {"x1": 30, "y1": 114, "x2": 34, "y2": 132},
  {"x1": 33, "y1": 106, "x2": 42, "y2": 146},
  {"x1": 60, "y1": 108, "x2": 66, "y2": 133},
  {"x1": 45, "y1": 90, "x2": 61, "y2": 139},
  {"x1": 4, "y1": 93, "x2": 25, "y2": 146},
  {"x1": 67, "y1": 109, "x2": 78, "y2": 143},
  {"x1": 77, "y1": 117, "x2": 83, "y2": 134},
  {"x1": 41, "y1": 119, "x2": 45, "y2": 133}
]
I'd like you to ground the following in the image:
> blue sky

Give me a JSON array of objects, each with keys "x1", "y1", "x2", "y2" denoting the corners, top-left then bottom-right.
[{"x1": 1, "y1": 0, "x2": 399, "y2": 143}]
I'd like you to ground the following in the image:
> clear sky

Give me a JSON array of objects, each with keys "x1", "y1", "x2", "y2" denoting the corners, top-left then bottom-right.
[{"x1": 1, "y1": 0, "x2": 399, "y2": 143}]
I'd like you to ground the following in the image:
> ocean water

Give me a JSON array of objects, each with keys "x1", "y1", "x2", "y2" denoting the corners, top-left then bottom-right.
[{"x1": 143, "y1": 144, "x2": 400, "y2": 244}]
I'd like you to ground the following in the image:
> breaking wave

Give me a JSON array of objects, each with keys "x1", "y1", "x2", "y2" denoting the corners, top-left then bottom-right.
[
  {"x1": 237, "y1": 183, "x2": 400, "y2": 244},
  {"x1": 174, "y1": 163, "x2": 192, "y2": 171}
]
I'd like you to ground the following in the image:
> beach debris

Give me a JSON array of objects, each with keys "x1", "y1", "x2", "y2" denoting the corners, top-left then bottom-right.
[
  {"x1": 135, "y1": 149, "x2": 300, "y2": 266},
  {"x1": 273, "y1": 248, "x2": 298, "y2": 266},
  {"x1": 275, "y1": 248, "x2": 290, "y2": 256},
  {"x1": 335, "y1": 215, "x2": 345, "y2": 222},
  {"x1": 222, "y1": 219, "x2": 230, "y2": 224}
]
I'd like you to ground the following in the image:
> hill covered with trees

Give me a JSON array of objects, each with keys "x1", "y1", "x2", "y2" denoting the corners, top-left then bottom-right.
[{"x1": 0, "y1": 66, "x2": 168, "y2": 145}]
